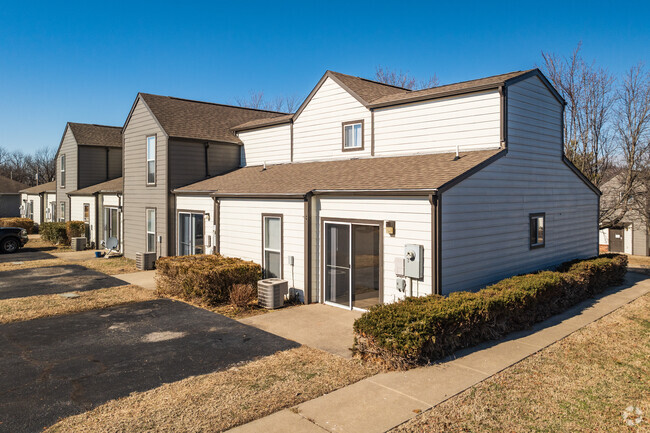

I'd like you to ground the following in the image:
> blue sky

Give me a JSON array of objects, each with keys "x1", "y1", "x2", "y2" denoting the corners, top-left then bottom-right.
[{"x1": 0, "y1": 0, "x2": 648, "y2": 153}]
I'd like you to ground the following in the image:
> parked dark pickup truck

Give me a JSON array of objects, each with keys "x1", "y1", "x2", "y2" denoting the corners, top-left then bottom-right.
[{"x1": 0, "y1": 227, "x2": 28, "y2": 253}]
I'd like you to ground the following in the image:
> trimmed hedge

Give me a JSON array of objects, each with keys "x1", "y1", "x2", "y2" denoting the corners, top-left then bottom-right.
[
  {"x1": 0, "y1": 217, "x2": 34, "y2": 233},
  {"x1": 155, "y1": 254, "x2": 262, "y2": 305},
  {"x1": 40, "y1": 222, "x2": 68, "y2": 245},
  {"x1": 66, "y1": 220, "x2": 86, "y2": 240},
  {"x1": 353, "y1": 254, "x2": 628, "y2": 369}
]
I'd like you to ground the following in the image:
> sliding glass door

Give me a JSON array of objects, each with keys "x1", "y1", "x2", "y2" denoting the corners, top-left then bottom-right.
[
  {"x1": 324, "y1": 221, "x2": 381, "y2": 310},
  {"x1": 178, "y1": 212, "x2": 204, "y2": 255}
]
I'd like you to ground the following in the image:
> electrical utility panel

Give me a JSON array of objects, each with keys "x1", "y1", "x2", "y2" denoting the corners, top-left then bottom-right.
[{"x1": 404, "y1": 244, "x2": 424, "y2": 279}]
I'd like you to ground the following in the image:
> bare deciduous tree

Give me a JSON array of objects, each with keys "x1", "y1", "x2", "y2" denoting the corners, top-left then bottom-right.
[
  {"x1": 0, "y1": 145, "x2": 56, "y2": 186},
  {"x1": 602, "y1": 64, "x2": 650, "y2": 227},
  {"x1": 542, "y1": 43, "x2": 615, "y2": 189},
  {"x1": 235, "y1": 91, "x2": 299, "y2": 113},
  {"x1": 374, "y1": 66, "x2": 439, "y2": 90}
]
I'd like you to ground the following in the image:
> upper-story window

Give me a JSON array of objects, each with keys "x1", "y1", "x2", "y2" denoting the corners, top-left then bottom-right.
[
  {"x1": 60, "y1": 154, "x2": 66, "y2": 187},
  {"x1": 342, "y1": 120, "x2": 364, "y2": 151},
  {"x1": 146, "y1": 136, "x2": 156, "y2": 185}
]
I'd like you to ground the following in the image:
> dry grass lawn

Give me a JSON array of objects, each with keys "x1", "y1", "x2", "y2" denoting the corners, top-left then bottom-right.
[
  {"x1": 45, "y1": 346, "x2": 382, "y2": 433},
  {"x1": 0, "y1": 256, "x2": 138, "y2": 275},
  {"x1": 0, "y1": 285, "x2": 156, "y2": 324},
  {"x1": 23, "y1": 235, "x2": 70, "y2": 251},
  {"x1": 392, "y1": 293, "x2": 650, "y2": 433}
]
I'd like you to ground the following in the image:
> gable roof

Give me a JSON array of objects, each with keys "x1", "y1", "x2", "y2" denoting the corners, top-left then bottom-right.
[
  {"x1": 0, "y1": 175, "x2": 28, "y2": 194},
  {"x1": 68, "y1": 177, "x2": 123, "y2": 196},
  {"x1": 68, "y1": 123, "x2": 122, "y2": 147},
  {"x1": 175, "y1": 149, "x2": 504, "y2": 196},
  {"x1": 369, "y1": 68, "x2": 563, "y2": 108},
  {"x1": 132, "y1": 93, "x2": 288, "y2": 144},
  {"x1": 233, "y1": 68, "x2": 563, "y2": 132},
  {"x1": 20, "y1": 180, "x2": 56, "y2": 194}
]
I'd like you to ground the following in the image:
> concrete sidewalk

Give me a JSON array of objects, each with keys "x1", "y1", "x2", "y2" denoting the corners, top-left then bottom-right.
[
  {"x1": 229, "y1": 272, "x2": 650, "y2": 433},
  {"x1": 113, "y1": 270, "x2": 156, "y2": 290},
  {"x1": 239, "y1": 304, "x2": 362, "y2": 358}
]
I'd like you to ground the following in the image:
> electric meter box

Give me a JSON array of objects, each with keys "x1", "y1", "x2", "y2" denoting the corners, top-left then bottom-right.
[{"x1": 404, "y1": 244, "x2": 424, "y2": 279}]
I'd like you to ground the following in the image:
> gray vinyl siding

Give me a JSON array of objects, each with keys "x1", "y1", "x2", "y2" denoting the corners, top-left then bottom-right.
[
  {"x1": 56, "y1": 127, "x2": 78, "y2": 221},
  {"x1": 0, "y1": 195, "x2": 20, "y2": 217},
  {"x1": 440, "y1": 75, "x2": 598, "y2": 293},
  {"x1": 166, "y1": 140, "x2": 240, "y2": 256},
  {"x1": 78, "y1": 146, "x2": 123, "y2": 188},
  {"x1": 168, "y1": 140, "x2": 240, "y2": 189},
  {"x1": 632, "y1": 224, "x2": 648, "y2": 255},
  {"x1": 123, "y1": 97, "x2": 168, "y2": 259},
  {"x1": 108, "y1": 147, "x2": 123, "y2": 179}
]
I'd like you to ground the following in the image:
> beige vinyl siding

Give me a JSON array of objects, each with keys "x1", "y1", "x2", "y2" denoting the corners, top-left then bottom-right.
[
  {"x1": 70, "y1": 195, "x2": 96, "y2": 244},
  {"x1": 373, "y1": 90, "x2": 502, "y2": 157},
  {"x1": 174, "y1": 195, "x2": 216, "y2": 254},
  {"x1": 56, "y1": 126, "x2": 78, "y2": 221},
  {"x1": 239, "y1": 124, "x2": 292, "y2": 166},
  {"x1": 219, "y1": 199, "x2": 305, "y2": 293},
  {"x1": 123, "y1": 97, "x2": 168, "y2": 259},
  {"x1": 293, "y1": 77, "x2": 372, "y2": 162},
  {"x1": 440, "y1": 75, "x2": 598, "y2": 293},
  {"x1": 632, "y1": 223, "x2": 647, "y2": 255},
  {"x1": 315, "y1": 196, "x2": 432, "y2": 304}
]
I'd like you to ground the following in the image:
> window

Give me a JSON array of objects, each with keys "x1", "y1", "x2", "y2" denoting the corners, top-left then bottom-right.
[
  {"x1": 530, "y1": 213, "x2": 545, "y2": 249},
  {"x1": 342, "y1": 120, "x2": 363, "y2": 151},
  {"x1": 59, "y1": 202, "x2": 66, "y2": 222},
  {"x1": 146, "y1": 208, "x2": 156, "y2": 253},
  {"x1": 60, "y1": 154, "x2": 66, "y2": 187},
  {"x1": 83, "y1": 203, "x2": 90, "y2": 223},
  {"x1": 27, "y1": 200, "x2": 34, "y2": 220},
  {"x1": 146, "y1": 136, "x2": 156, "y2": 185},
  {"x1": 263, "y1": 215, "x2": 282, "y2": 278}
]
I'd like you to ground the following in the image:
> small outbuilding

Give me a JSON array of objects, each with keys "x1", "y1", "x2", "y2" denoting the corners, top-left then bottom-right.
[{"x1": 0, "y1": 175, "x2": 28, "y2": 218}]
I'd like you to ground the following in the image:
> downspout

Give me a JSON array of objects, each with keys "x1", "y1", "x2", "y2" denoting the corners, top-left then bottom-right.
[
  {"x1": 429, "y1": 193, "x2": 442, "y2": 295},
  {"x1": 498, "y1": 85, "x2": 508, "y2": 149},
  {"x1": 204, "y1": 142, "x2": 210, "y2": 177},
  {"x1": 303, "y1": 191, "x2": 313, "y2": 304},
  {"x1": 213, "y1": 197, "x2": 220, "y2": 254},
  {"x1": 117, "y1": 192, "x2": 123, "y2": 253},
  {"x1": 94, "y1": 192, "x2": 100, "y2": 248}
]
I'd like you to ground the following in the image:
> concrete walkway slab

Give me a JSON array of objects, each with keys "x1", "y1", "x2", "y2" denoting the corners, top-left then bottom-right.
[
  {"x1": 239, "y1": 304, "x2": 362, "y2": 358},
  {"x1": 296, "y1": 379, "x2": 429, "y2": 433},
  {"x1": 113, "y1": 270, "x2": 156, "y2": 290},
  {"x1": 230, "y1": 409, "x2": 326, "y2": 433},
  {"x1": 228, "y1": 272, "x2": 650, "y2": 433}
]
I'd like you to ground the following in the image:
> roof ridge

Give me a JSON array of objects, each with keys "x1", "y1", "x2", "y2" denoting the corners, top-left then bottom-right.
[
  {"x1": 140, "y1": 93, "x2": 290, "y2": 115},
  {"x1": 328, "y1": 70, "x2": 412, "y2": 92},
  {"x1": 68, "y1": 122, "x2": 122, "y2": 129},
  {"x1": 413, "y1": 69, "x2": 534, "y2": 93}
]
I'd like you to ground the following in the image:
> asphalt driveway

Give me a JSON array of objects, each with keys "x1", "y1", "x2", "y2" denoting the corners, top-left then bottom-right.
[
  {"x1": 0, "y1": 265, "x2": 128, "y2": 299},
  {"x1": 0, "y1": 299, "x2": 299, "y2": 432}
]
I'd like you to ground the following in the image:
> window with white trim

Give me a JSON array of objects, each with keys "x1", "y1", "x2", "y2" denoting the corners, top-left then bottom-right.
[
  {"x1": 146, "y1": 208, "x2": 156, "y2": 253},
  {"x1": 530, "y1": 213, "x2": 545, "y2": 249},
  {"x1": 146, "y1": 136, "x2": 156, "y2": 185},
  {"x1": 59, "y1": 202, "x2": 66, "y2": 222},
  {"x1": 263, "y1": 215, "x2": 282, "y2": 278}
]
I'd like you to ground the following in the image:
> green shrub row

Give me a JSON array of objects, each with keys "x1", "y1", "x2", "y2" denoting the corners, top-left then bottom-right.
[
  {"x1": 155, "y1": 254, "x2": 262, "y2": 305},
  {"x1": 0, "y1": 217, "x2": 35, "y2": 233},
  {"x1": 40, "y1": 221, "x2": 86, "y2": 245},
  {"x1": 353, "y1": 254, "x2": 628, "y2": 369}
]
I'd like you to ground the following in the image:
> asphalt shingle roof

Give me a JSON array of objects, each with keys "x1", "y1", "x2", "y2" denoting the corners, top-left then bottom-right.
[
  {"x1": 20, "y1": 181, "x2": 56, "y2": 194},
  {"x1": 68, "y1": 177, "x2": 123, "y2": 196},
  {"x1": 0, "y1": 175, "x2": 28, "y2": 194},
  {"x1": 68, "y1": 123, "x2": 122, "y2": 147},
  {"x1": 140, "y1": 94, "x2": 288, "y2": 144},
  {"x1": 176, "y1": 149, "x2": 503, "y2": 195}
]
